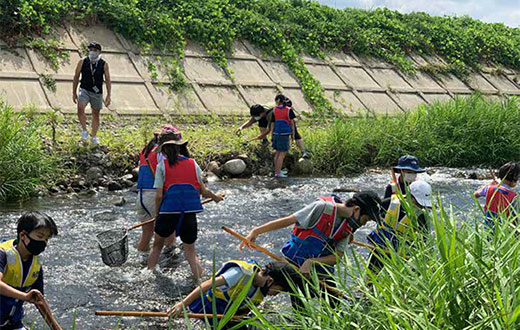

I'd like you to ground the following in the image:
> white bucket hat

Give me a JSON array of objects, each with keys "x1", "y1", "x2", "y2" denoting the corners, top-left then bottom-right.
[{"x1": 410, "y1": 180, "x2": 432, "y2": 208}]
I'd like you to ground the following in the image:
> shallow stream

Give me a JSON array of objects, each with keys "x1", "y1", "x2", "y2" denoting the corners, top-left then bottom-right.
[{"x1": 0, "y1": 169, "x2": 490, "y2": 329}]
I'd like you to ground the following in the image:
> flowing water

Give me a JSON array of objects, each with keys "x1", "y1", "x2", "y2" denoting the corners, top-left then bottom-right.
[{"x1": 0, "y1": 169, "x2": 491, "y2": 329}]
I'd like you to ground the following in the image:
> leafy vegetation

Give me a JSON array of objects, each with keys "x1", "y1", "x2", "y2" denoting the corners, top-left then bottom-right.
[
  {"x1": 0, "y1": 100, "x2": 57, "y2": 202},
  {"x1": 306, "y1": 94, "x2": 520, "y2": 174},
  {"x1": 1, "y1": 0, "x2": 519, "y2": 114}
]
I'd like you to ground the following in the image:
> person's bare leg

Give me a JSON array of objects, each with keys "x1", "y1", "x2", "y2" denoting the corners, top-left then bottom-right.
[
  {"x1": 91, "y1": 108, "x2": 101, "y2": 137},
  {"x1": 137, "y1": 222, "x2": 154, "y2": 252},
  {"x1": 274, "y1": 151, "x2": 286, "y2": 175},
  {"x1": 147, "y1": 234, "x2": 166, "y2": 269},
  {"x1": 183, "y1": 243, "x2": 203, "y2": 280},
  {"x1": 77, "y1": 102, "x2": 88, "y2": 132},
  {"x1": 165, "y1": 233, "x2": 176, "y2": 248},
  {"x1": 296, "y1": 139, "x2": 305, "y2": 153}
]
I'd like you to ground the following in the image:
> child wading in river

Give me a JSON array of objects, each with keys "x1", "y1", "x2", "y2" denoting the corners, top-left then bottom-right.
[
  {"x1": 135, "y1": 126, "x2": 180, "y2": 263},
  {"x1": 0, "y1": 212, "x2": 59, "y2": 330},
  {"x1": 474, "y1": 161, "x2": 519, "y2": 229},
  {"x1": 147, "y1": 129, "x2": 224, "y2": 280},
  {"x1": 169, "y1": 260, "x2": 297, "y2": 329}
]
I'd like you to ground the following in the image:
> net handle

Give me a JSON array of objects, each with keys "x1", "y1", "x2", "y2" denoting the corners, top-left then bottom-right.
[{"x1": 128, "y1": 198, "x2": 214, "y2": 231}]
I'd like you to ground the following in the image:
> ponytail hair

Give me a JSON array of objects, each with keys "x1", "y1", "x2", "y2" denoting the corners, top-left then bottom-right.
[{"x1": 143, "y1": 135, "x2": 159, "y2": 159}]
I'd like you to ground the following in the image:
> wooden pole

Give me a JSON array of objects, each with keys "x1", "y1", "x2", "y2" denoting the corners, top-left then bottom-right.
[
  {"x1": 35, "y1": 297, "x2": 63, "y2": 330},
  {"x1": 95, "y1": 310, "x2": 240, "y2": 320},
  {"x1": 222, "y1": 226, "x2": 346, "y2": 298}
]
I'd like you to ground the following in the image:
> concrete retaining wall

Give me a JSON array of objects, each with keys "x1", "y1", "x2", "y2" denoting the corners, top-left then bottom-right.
[{"x1": 0, "y1": 24, "x2": 518, "y2": 116}]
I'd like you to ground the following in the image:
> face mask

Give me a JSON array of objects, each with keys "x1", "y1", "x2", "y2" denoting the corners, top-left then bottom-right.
[
  {"x1": 88, "y1": 50, "x2": 99, "y2": 61},
  {"x1": 347, "y1": 214, "x2": 362, "y2": 232},
  {"x1": 260, "y1": 282, "x2": 271, "y2": 296},
  {"x1": 23, "y1": 234, "x2": 47, "y2": 256},
  {"x1": 254, "y1": 116, "x2": 262, "y2": 121},
  {"x1": 403, "y1": 172, "x2": 417, "y2": 183}
]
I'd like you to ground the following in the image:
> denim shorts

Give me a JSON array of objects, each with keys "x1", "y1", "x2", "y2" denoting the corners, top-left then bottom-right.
[{"x1": 272, "y1": 134, "x2": 290, "y2": 152}]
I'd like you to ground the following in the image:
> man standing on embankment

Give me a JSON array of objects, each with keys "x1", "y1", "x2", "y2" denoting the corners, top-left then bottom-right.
[{"x1": 72, "y1": 41, "x2": 111, "y2": 146}]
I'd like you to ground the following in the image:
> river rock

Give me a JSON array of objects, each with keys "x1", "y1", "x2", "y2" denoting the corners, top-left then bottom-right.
[
  {"x1": 294, "y1": 158, "x2": 313, "y2": 174},
  {"x1": 121, "y1": 179, "x2": 134, "y2": 188},
  {"x1": 108, "y1": 181, "x2": 123, "y2": 191},
  {"x1": 121, "y1": 173, "x2": 134, "y2": 182},
  {"x1": 114, "y1": 197, "x2": 126, "y2": 207},
  {"x1": 223, "y1": 159, "x2": 247, "y2": 175},
  {"x1": 206, "y1": 161, "x2": 221, "y2": 176},
  {"x1": 206, "y1": 171, "x2": 220, "y2": 183},
  {"x1": 48, "y1": 186, "x2": 60, "y2": 194},
  {"x1": 86, "y1": 167, "x2": 103, "y2": 184}
]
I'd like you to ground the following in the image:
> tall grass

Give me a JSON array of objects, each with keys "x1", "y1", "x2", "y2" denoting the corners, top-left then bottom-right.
[
  {"x1": 0, "y1": 100, "x2": 56, "y2": 201},
  {"x1": 306, "y1": 94, "x2": 520, "y2": 174},
  {"x1": 236, "y1": 197, "x2": 520, "y2": 330}
]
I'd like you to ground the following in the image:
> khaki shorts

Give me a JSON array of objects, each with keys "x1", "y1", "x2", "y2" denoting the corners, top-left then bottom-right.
[
  {"x1": 78, "y1": 88, "x2": 103, "y2": 110},
  {"x1": 136, "y1": 190, "x2": 156, "y2": 222}
]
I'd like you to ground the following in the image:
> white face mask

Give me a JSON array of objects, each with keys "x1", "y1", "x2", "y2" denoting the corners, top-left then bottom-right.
[
  {"x1": 402, "y1": 172, "x2": 417, "y2": 183},
  {"x1": 88, "y1": 50, "x2": 99, "y2": 61},
  {"x1": 254, "y1": 116, "x2": 262, "y2": 121}
]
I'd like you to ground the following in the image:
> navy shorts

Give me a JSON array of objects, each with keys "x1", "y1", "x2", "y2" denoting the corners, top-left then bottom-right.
[
  {"x1": 154, "y1": 212, "x2": 198, "y2": 244},
  {"x1": 272, "y1": 134, "x2": 290, "y2": 152}
]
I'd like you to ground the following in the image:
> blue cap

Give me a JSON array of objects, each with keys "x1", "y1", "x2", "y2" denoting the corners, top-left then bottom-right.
[{"x1": 393, "y1": 155, "x2": 425, "y2": 173}]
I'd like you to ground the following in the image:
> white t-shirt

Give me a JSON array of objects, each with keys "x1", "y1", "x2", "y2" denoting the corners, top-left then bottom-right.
[{"x1": 219, "y1": 266, "x2": 256, "y2": 297}]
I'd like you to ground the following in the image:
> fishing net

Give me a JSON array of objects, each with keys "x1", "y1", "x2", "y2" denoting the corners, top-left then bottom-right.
[{"x1": 96, "y1": 228, "x2": 129, "y2": 267}]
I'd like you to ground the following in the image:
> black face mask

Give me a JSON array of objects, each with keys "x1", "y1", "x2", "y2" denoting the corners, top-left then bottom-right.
[
  {"x1": 347, "y1": 214, "x2": 362, "y2": 233},
  {"x1": 260, "y1": 282, "x2": 271, "y2": 296},
  {"x1": 23, "y1": 234, "x2": 47, "y2": 256}
]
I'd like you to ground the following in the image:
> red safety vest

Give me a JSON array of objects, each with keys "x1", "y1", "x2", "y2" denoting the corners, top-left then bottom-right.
[
  {"x1": 273, "y1": 105, "x2": 292, "y2": 135},
  {"x1": 163, "y1": 157, "x2": 201, "y2": 192},
  {"x1": 137, "y1": 147, "x2": 159, "y2": 190},
  {"x1": 484, "y1": 184, "x2": 517, "y2": 216}
]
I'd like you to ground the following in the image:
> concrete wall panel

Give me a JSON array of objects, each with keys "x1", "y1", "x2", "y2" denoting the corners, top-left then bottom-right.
[
  {"x1": 154, "y1": 85, "x2": 206, "y2": 114},
  {"x1": 49, "y1": 81, "x2": 78, "y2": 113},
  {"x1": 261, "y1": 61, "x2": 299, "y2": 86},
  {"x1": 306, "y1": 64, "x2": 346, "y2": 88},
  {"x1": 356, "y1": 92, "x2": 401, "y2": 114},
  {"x1": 336, "y1": 67, "x2": 380, "y2": 89},
  {"x1": 0, "y1": 48, "x2": 36, "y2": 75},
  {"x1": 438, "y1": 74, "x2": 471, "y2": 92},
  {"x1": 327, "y1": 52, "x2": 360, "y2": 66},
  {"x1": 467, "y1": 73, "x2": 497, "y2": 93},
  {"x1": 326, "y1": 90, "x2": 366, "y2": 115},
  {"x1": 481, "y1": 74, "x2": 517, "y2": 93},
  {"x1": 0, "y1": 79, "x2": 49, "y2": 110},
  {"x1": 392, "y1": 93, "x2": 426, "y2": 110},
  {"x1": 184, "y1": 58, "x2": 229, "y2": 84},
  {"x1": 406, "y1": 71, "x2": 444, "y2": 92},
  {"x1": 370, "y1": 69, "x2": 412, "y2": 90},
  {"x1": 69, "y1": 25, "x2": 126, "y2": 52},
  {"x1": 242, "y1": 87, "x2": 278, "y2": 107},
  {"x1": 228, "y1": 60, "x2": 273, "y2": 85},
  {"x1": 53, "y1": 27, "x2": 77, "y2": 50},
  {"x1": 423, "y1": 93, "x2": 452, "y2": 104},
  {"x1": 283, "y1": 89, "x2": 312, "y2": 112},
  {"x1": 109, "y1": 83, "x2": 159, "y2": 114},
  {"x1": 197, "y1": 86, "x2": 248, "y2": 114},
  {"x1": 29, "y1": 50, "x2": 81, "y2": 76},
  {"x1": 101, "y1": 53, "x2": 141, "y2": 80}
]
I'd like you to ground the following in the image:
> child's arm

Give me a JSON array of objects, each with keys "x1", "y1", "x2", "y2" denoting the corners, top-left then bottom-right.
[
  {"x1": 474, "y1": 184, "x2": 489, "y2": 199},
  {"x1": 0, "y1": 273, "x2": 42, "y2": 303},
  {"x1": 154, "y1": 188, "x2": 163, "y2": 218},
  {"x1": 168, "y1": 276, "x2": 227, "y2": 317},
  {"x1": 200, "y1": 181, "x2": 224, "y2": 203},
  {"x1": 300, "y1": 251, "x2": 343, "y2": 274},
  {"x1": 236, "y1": 118, "x2": 256, "y2": 134},
  {"x1": 240, "y1": 215, "x2": 298, "y2": 250}
]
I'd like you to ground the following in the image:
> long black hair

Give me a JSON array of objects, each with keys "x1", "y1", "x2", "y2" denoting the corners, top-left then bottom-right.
[
  {"x1": 161, "y1": 143, "x2": 190, "y2": 167},
  {"x1": 143, "y1": 134, "x2": 159, "y2": 159}
]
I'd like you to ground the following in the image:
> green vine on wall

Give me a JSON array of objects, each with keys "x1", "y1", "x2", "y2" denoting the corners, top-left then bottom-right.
[{"x1": 1, "y1": 0, "x2": 519, "y2": 115}]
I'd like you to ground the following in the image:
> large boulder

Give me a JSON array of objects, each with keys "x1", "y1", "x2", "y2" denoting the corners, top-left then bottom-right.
[
  {"x1": 294, "y1": 158, "x2": 313, "y2": 175},
  {"x1": 206, "y1": 161, "x2": 221, "y2": 176},
  {"x1": 222, "y1": 159, "x2": 247, "y2": 175}
]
